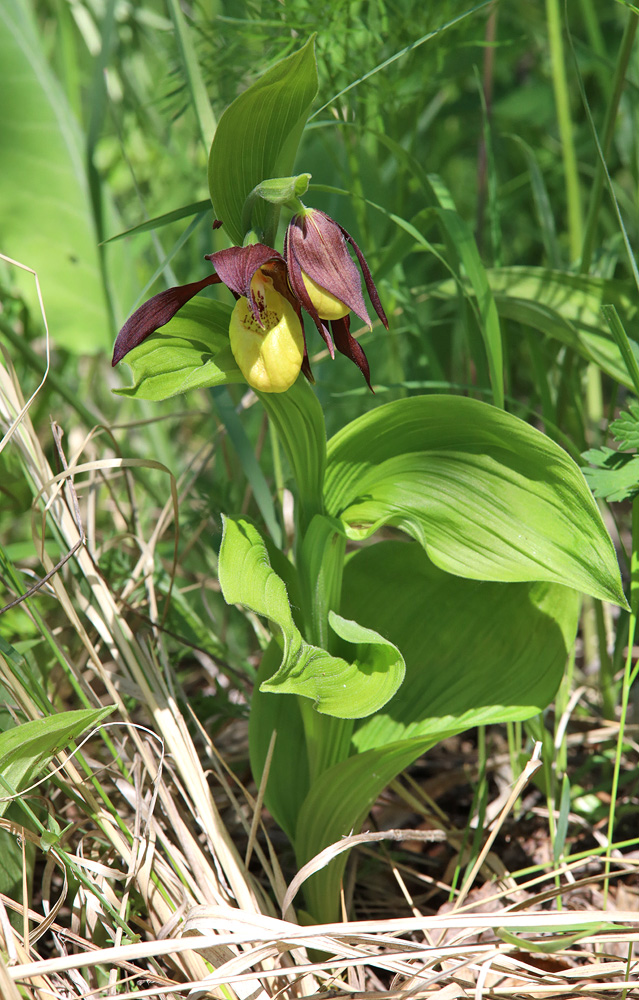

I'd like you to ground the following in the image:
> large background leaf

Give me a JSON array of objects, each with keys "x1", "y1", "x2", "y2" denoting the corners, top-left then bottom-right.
[
  {"x1": 208, "y1": 36, "x2": 318, "y2": 245},
  {"x1": 429, "y1": 267, "x2": 639, "y2": 388},
  {"x1": 0, "y1": 0, "x2": 112, "y2": 352},
  {"x1": 324, "y1": 395, "x2": 626, "y2": 605},
  {"x1": 346, "y1": 541, "x2": 579, "y2": 751}
]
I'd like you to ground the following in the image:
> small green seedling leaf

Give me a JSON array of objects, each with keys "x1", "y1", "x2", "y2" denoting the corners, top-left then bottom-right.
[
  {"x1": 0, "y1": 706, "x2": 115, "y2": 817},
  {"x1": 218, "y1": 516, "x2": 404, "y2": 718},
  {"x1": 208, "y1": 36, "x2": 318, "y2": 245},
  {"x1": 610, "y1": 402, "x2": 639, "y2": 449},
  {"x1": 582, "y1": 446, "x2": 639, "y2": 502}
]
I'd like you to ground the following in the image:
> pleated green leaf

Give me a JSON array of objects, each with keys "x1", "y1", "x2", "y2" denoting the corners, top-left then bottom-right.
[
  {"x1": 114, "y1": 297, "x2": 242, "y2": 400},
  {"x1": 218, "y1": 516, "x2": 404, "y2": 718},
  {"x1": 325, "y1": 395, "x2": 626, "y2": 607},
  {"x1": 208, "y1": 37, "x2": 318, "y2": 245},
  {"x1": 346, "y1": 542, "x2": 580, "y2": 752},
  {"x1": 294, "y1": 540, "x2": 580, "y2": 921}
]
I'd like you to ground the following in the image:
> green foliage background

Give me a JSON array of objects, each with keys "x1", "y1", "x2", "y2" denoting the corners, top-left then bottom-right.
[{"x1": 1, "y1": 0, "x2": 638, "y2": 930}]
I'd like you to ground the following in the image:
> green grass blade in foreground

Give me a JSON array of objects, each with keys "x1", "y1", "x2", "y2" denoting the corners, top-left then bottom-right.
[
  {"x1": 0, "y1": 707, "x2": 114, "y2": 818},
  {"x1": 602, "y1": 304, "x2": 639, "y2": 398},
  {"x1": 325, "y1": 395, "x2": 627, "y2": 606},
  {"x1": 294, "y1": 540, "x2": 579, "y2": 922},
  {"x1": 113, "y1": 298, "x2": 242, "y2": 399},
  {"x1": 208, "y1": 36, "x2": 318, "y2": 245},
  {"x1": 0, "y1": 0, "x2": 111, "y2": 351},
  {"x1": 507, "y1": 135, "x2": 561, "y2": 269},
  {"x1": 218, "y1": 517, "x2": 404, "y2": 717}
]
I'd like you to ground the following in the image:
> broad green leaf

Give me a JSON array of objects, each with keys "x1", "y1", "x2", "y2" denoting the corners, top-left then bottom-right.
[
  {"x1": 325, "y1": 395, "x2": 626, "y2": 607},
  {"x1": 0, "y1": 706, "x2": 115, "y2": 818},
  {"x1": 294, "y1": 541, "x2": 579, "y2": 921},
  {"x1": 208, "y1": 37, "x2": 318, "y2": 245},
  {"x1": 114, "y1": 297, "x2": 243, "y2": 400},
  {"x1": 218, "y1": 517, "x2": 404, "y2": 718},
  {"x1": 345, "y1": 542, "x2": 580, "y2": 752},
  {"x1": 429, "y1": 266, "x2": 638, "y2": 388},
  {"x1": 0, "y1": 0, "x2": 111, "y2": 352},
  {"x1": 297, "y1": 739, "x2": 442, "y2": 922}
]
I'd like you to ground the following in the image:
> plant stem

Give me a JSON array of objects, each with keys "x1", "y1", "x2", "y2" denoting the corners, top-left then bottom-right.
[
  {"x1": 296, "y1": 515, "x2": 353, "y2": 782},
  {"x1": 546, "y1": 0, "x2": 583, "y2": 262}
]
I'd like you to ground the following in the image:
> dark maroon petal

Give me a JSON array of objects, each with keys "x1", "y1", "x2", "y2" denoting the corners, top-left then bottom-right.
[
  {"x1": 204, "y1": 244, "x2": 283, "y2": 298},
  {"x1": 338, "y1": 223, "x2": 388, "y2": 329},
  {"x1": 301, "y1": 348, "x2": 315, "y2": 385},
  {"x1": 284, "y1": 226, "x2": 335, "y2": 359},
  {"x1": 112, "y1": 274, "x2": 221, "y2": 366},
  {"x1": 288, "y1": 210, "x2": 372, "y2": 328},
  {"x1": 331, "y1": 315, "x2": 373, "y2": 391}
]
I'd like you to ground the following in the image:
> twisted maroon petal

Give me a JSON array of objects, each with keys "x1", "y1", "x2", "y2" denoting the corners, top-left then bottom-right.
[
  {"x1": 112, "y1": 274, "x2": 221, "y2": 366},
  {"x1": 338, "y1": 222, "x2": 388, "y2": 329},
  {"x1": 287, "y1": 210, "x2": 372, "y2": 329},
  {"x1": 205, "y1": 244, "x2": 283, "y2": 299},
  {"x1": 331, "y1": 315, "x2": 372, "y2": 391}
]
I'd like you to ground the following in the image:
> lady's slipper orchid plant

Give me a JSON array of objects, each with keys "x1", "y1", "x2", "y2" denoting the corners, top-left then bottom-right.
[{"x1": 111, "y1": 210, "x2": 387, "y2": 393}]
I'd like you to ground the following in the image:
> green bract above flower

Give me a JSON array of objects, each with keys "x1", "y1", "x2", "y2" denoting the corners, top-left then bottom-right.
[
  {"x1": 111, "y1": 211, "x2": 388, "y2": 393},
  {"x1": 284, "y1": 208, "x2": 389, "y2": 389}
]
